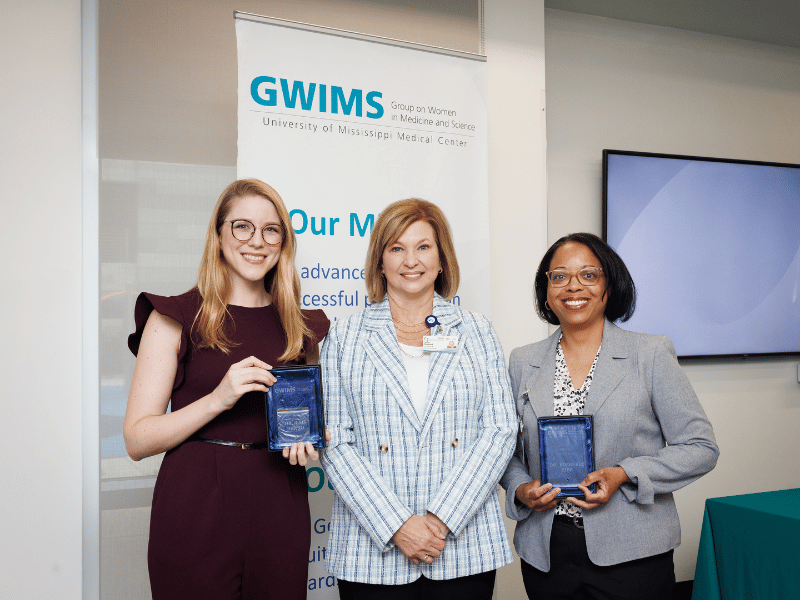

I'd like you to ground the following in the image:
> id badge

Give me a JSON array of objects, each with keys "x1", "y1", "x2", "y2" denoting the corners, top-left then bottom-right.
[{"x1": 423, "y1": 335, "x2": 459, "y2": 353}]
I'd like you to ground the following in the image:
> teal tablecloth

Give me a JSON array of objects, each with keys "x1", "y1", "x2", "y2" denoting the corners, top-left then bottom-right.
[{"x1": 692, "y1": 488, "x2": 800, "y2": 600}]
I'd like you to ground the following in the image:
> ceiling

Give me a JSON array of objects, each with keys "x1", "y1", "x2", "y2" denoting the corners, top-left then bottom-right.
[{"x1": 544, "y1": 0, "x2": 800, "y2": 49}]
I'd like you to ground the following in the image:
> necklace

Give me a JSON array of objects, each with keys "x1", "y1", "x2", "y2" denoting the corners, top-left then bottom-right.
[
  {"x1": 395, "y1": 329, "x2": 426, "y2": 343},
  {"x1": 392, "y1": 322, "x2": 429, "y2": 334},
  {"x1": 390, "y1": 304, "x2": 431, "y2": 346},
  {"x1": 392, "y1": 315, "x2": 425, "y2": 328},
  {"x1": 398, "y1": 344, "x2": 427, "y2": 359}
]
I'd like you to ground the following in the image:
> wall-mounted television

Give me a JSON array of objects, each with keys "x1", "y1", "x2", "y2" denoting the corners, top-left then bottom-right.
[{"x1": 603, "y1": 149, "x2": 800, "y2": 359}]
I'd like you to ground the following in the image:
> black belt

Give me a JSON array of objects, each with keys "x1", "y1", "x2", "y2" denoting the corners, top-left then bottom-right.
[
  {"x1": 189, "y1": 436, "x2": 270, "y2": 450},
  {"x1": 554, "y1": 514, "x2": 584, "y2": 529}
]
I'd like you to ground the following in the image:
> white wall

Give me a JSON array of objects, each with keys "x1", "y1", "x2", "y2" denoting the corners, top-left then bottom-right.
[
  {"x1": 0, "y1": 1, "x2": 84, "y2": 599},
  {"x1": 487, "y1": 0, "x2": 549, "y2": 353},
  {"x1": 545, "y1": 8, "x2": 800, "y2": 581}
]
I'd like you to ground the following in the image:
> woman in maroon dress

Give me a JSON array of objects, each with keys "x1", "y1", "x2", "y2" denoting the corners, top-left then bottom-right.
[{"x1": 125, "y1": 179, "x2": 329, "y2": 600}]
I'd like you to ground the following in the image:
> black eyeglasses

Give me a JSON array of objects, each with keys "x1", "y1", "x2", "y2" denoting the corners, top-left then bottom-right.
[
  {"x1": 226, "y1": 219, "x2": 283, "y2": 245},
  {"x1": 546, "y1": 267, "x2": 604, "y2": 287}
]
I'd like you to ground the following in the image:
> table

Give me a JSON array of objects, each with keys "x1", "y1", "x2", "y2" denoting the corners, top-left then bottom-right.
[{"x1": 692, "y1": 488, "x2": 800, "y2": 600}]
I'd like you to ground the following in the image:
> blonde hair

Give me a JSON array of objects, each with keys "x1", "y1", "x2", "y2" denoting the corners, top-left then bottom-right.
[
  {"x1": 365, "y1": 198, "x2": 460, "y2": 304},
  {"x1": 194, "y1": 179, "x2": 310, "y2": 361}
]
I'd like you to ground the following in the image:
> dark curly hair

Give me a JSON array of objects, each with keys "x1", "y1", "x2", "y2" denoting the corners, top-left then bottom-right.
[{"x1": 534, "y1": 232, "x2": 636, "y2": 325}]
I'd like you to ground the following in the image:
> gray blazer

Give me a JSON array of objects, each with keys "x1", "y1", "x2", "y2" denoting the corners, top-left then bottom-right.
[{"x1": 499, "y1": 320, "x2": 719, "y2": 570}]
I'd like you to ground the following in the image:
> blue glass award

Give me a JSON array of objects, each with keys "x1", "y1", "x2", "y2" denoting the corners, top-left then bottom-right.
[
  {"x1": 265, "y1": 365, "x2": 325, "y2": 451},
  {"x1": 537, "y1": 415, "x2": 596, "y2": 498}
]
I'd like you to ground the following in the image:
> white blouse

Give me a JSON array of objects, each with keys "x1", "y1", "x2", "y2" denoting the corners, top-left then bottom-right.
[{"x1": 398, "y1": 342, "x2": 431, "y2": 418}]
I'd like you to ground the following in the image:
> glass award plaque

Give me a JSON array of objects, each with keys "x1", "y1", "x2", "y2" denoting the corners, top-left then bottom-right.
[
  {"x1": 537, "y1": 415, "x2": 596, "y2": 498},
  {"x1": 265, "y1": 365, "x2": 325, "y2": 451}
]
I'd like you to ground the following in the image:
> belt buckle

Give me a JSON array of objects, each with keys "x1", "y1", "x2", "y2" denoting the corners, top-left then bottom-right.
[
  {"x1": 572, "y1": 515, "x2": 583, "y2": 529},
  {"x1": 241, "y1": 443, "x2": 251, "y2": 450}
]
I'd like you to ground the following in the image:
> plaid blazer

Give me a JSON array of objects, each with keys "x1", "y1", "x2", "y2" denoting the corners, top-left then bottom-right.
[{"x1": 320, "y1": 295, "x2": 516, "y2": 584}]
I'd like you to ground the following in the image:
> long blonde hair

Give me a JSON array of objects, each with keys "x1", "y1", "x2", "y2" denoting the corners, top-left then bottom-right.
[{"x1": 194, "y1": 179, "x2": 310, "y2": 361}]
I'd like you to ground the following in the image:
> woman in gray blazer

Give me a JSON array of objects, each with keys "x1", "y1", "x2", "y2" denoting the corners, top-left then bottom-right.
[{"x1": 500, "y1": 233, "x2": 719, "y2": 600}]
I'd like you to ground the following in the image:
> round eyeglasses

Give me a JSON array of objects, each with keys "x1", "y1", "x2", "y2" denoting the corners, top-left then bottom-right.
[
  {"x1": 546, "y1": 267, "x2": 604, "y2": 287},
  {"x1": 226, "y1": 219, "x2": 283, "y2": 245}
]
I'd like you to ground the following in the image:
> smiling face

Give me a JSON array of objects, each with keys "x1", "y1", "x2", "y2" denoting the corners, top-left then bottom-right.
[
  {"x1": 381, "y1": 220, "x2": 441, "y2": 303},
  {"x1": 546, "y1": 242, "x2": 608, "y2": 333},
  {"x1": 219, "y1": 194, "x2": 283, "y2": 291}
]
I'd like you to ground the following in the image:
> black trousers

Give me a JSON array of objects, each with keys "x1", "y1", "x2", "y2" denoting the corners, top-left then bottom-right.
[
  {"x1": 520, "y1": 519, "x2": 675, "y2": 600},
  {"x1": 338, "y1": 570, "x2": 496, "y2": 600}
]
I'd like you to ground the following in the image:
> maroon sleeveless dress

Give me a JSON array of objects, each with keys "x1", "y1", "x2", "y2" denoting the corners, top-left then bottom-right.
[{"x1": 128, "y1": 289, "x2": 330, "y2": 600}]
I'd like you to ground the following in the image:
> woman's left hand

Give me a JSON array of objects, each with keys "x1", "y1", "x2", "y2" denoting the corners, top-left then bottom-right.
[
  {"x1": 567, "y1": 466, "x2": 630, "y2": 510},
  {"x1": 424, "y1": 513, "x2": 450, "y2": 539},
  {"x1": 282, "y1": 430, "x2": 332, "y2": 466}
]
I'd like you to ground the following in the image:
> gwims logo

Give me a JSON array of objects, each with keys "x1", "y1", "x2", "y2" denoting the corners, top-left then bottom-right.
[{"x1": 251, "y1": 77, "x2": 384, "y2": 119}]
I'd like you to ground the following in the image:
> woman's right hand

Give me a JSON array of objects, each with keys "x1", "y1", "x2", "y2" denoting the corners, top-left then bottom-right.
[
  {"x1": 211, "y1": 356, "x2": 277, "y2": 412},
  {"x1": 515, "y1": 479, "x2": 561, "y2": 511}
]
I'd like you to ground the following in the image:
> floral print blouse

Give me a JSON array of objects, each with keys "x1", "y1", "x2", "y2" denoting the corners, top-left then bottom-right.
[{"x1": 553, "y1": 335, "x2": 601, "y2": 518}]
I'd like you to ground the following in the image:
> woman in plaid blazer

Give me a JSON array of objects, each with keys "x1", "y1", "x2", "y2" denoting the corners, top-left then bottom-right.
[{"x1": 320, "y1": 199, "x2": 517, "y2": 600}]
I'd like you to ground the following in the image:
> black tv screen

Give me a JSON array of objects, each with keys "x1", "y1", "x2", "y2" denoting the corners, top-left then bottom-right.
[{"x1": 603, "y1": 149, "x2": 800, "y2": 359}]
